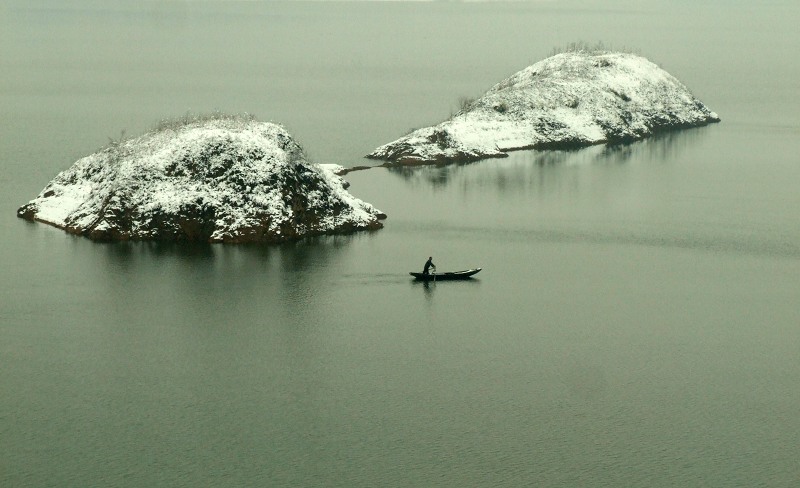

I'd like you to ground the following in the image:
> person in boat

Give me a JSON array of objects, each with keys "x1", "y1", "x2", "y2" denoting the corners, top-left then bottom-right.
[{"x1": 423, "y1": 256, "x2": 436, "y2": 277}]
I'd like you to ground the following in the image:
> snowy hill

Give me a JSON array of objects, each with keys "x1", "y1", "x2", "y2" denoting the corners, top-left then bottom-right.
[
  {"x1": 368, "y1": 51, "x2": 720, "y2": 165},
  {"x1": 17, "y1": 116, "x2": 386, "y2": 243}
]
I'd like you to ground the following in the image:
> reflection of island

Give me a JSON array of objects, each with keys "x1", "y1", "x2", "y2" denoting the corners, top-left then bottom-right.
[
  {"x1": 93, "y1": 236, "x2": 356, "y2": 331},
  {"x1": 386, "y1": 125, "x2": 711, "y2": 190},
  {"x1": 369, "y1": 49, "x2": 719, "y2": 166},
  {"x1": 100, "y1": 234, "x2": 351, "y2": 277},
  {"x1": 18, "y1": 114, "x2": 386, "y2": 243}
]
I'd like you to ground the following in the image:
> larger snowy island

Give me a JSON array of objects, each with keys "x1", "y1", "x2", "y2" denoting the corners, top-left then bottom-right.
[
  {"x1": 17, "y1": 116, "x2": 386, "y2": 243},
  {"x1": 368, "y1": 51, "x2": 720, "y2": 165}
]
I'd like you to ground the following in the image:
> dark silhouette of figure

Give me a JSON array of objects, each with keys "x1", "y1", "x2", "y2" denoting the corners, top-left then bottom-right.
[{"x1": 423, "y1": 256, "x2": 435, "y2": 277}]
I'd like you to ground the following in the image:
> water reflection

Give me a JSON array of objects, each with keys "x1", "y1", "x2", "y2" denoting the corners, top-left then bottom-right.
[
  {"x1": 97, "y1": 235, "x2": 355, "y2": 272},
  {"x1": 421, "y1": 280, "x2": 435, "y2": 301},
  {"x1": 102, "y1": 241, "x2": 216, "y2": 267},
  {"x1": 387, "y1": 126, "x2": 712, "y2": 189},
  {"x1": 86, "y1": 235, "x2": 361, "y2": 329},
  {"x1": 412, "y1": 278, "x2": 482, "y2": 290}
]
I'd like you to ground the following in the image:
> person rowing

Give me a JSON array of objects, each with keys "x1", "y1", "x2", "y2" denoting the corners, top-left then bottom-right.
[{"x1": 422, "y1": 256, "x2": 436, "y2": 277}]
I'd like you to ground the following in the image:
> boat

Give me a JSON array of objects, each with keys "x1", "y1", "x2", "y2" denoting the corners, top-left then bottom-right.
[{"x1": 409, "y1": 268, "x2": 481, "y2": 281}]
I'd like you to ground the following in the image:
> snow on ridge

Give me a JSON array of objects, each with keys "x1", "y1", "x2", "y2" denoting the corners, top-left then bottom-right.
[
  {"x1": 368, "y1": 51, "x2": 720, "y2": 165},
  {"x1": 18, "y1": 118, "x2": 386, "y2": 243}
]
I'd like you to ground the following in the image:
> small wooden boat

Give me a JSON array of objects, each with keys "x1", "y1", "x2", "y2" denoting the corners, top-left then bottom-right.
[{"x1": 409, "y1": 268, "x2": 481, "y2": 281}]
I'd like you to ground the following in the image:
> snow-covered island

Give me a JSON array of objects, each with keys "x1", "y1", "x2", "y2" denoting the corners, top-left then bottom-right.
[
  {"x1": 368, "y1": 50, "x2": 720, "y2": 165},
  {"x1": 17, "y1": 115, "x2": 386, "y2": 243}
]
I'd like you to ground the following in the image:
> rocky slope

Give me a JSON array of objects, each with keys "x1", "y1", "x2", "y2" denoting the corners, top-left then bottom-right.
[
  {"x1": 18, "y1": 116, "x2": 386, "y2": 243},
  {"x1": 368, "y1": 51, "x2": 720, "y2": 165}
]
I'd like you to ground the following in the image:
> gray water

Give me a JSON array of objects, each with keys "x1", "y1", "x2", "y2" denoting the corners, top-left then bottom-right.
[{"x1": 2, "y1": 1, "x2": 800, "y2": 487}]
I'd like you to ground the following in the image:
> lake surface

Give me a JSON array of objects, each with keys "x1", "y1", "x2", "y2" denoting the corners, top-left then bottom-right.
[{"x1": 2, "y1": 1, "x2": 800, "y2": 486}]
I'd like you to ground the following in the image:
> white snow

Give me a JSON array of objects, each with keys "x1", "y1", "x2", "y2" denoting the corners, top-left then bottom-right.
[
  {"x1": 369, "y1": 51, "x2": 719, "y2": 164},
  {"x1": 18, "y1": 118, "x2": 385, "y2": 242}
]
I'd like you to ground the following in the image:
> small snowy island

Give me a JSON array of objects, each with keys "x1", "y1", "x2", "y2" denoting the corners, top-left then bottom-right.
[
  {"x1": 17, "y1": 115, "x2": 386, "y2": 243},
  {"x1": 368, "y1": 50, "x2": 720, "y2": 165}
]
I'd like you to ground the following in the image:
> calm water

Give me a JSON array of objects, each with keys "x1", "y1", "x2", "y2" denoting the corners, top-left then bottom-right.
[{"x1": 2, "y1": 1, "x2": 800, "y2": 487}]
